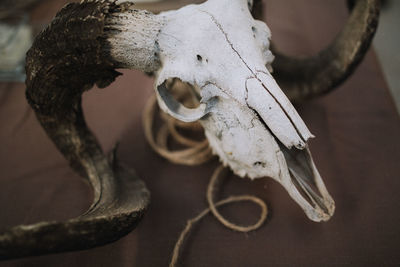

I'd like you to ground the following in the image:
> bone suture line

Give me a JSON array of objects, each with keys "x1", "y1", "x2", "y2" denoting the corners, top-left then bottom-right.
[
  {"x1": 205, "y1": 10, "x2": 307, "y2": 144},
  {"x1": 142, "y1": 83, "x2": 268, "y2": 267}
]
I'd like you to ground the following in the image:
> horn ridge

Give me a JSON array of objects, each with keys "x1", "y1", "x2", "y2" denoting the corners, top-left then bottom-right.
[
  {"x1": 1, "y1": 0, "x2": 151, "y2": 259},
  {"x1": 254, "y1": 0, "x2": 380, "y2": 102}
]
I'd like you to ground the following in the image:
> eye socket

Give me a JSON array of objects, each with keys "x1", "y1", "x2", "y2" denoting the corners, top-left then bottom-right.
[
  {"x1": 155, "y1": 77, "x2": 208, "y2": 123},
  {"x1": 163, "y1": 78, "x2": 201, "y2": 109}
]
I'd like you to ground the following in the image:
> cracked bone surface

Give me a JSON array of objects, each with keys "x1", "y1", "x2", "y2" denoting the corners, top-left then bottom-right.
[{"x1": 111, "y1": 0, "x2": 335, "y2": 222}]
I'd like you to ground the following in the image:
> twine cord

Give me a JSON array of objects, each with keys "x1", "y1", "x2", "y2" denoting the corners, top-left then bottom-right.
[{"x1": 142, "y1": 79, "x2": 268, "y2": 267}]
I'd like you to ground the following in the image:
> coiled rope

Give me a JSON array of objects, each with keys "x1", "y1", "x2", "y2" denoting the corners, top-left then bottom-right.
[{"x1": 142, "y1": 79, "x2": 268, "y2": 266}]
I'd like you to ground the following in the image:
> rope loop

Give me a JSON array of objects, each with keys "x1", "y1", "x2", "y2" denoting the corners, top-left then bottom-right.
[{"x1": 142, "y1": 79, "x2": 268, "y2": 267}]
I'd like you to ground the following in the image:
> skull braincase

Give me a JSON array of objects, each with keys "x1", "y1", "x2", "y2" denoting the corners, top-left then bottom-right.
[{"x1": 155, "y1": 0, "x2": 335, "y2": 222}]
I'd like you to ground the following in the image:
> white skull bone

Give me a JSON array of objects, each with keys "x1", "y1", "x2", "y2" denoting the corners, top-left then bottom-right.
[{"x1": 154, "y1": 0, "x2": 335, "y2": 222}]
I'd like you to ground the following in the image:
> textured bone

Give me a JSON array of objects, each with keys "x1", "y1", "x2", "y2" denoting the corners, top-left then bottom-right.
[
  {"x1": 151, "y1": 0, "x2": 334, "y2": 222},
  {"x1": 245, "y1": 72, "x2": 314, "y2": 149},
  {"x1": 104, "y1": 0, "x2": 334, "y2": 221},
  {"x1": 107, "y1": 8, "x2": 164, "y2": 72}
]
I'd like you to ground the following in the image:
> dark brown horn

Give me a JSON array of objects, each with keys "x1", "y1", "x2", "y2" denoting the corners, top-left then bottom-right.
[
  {"x1": 0, "y1": 0, "x2": 164, "y2": 259},
  {"x1": 259, "y1": 0, "x2": 380, "y2": 102}
]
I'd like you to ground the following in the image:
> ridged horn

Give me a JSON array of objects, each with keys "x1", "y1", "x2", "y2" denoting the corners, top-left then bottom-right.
[
  {"x1": 0, "y1": 0, "x2": 164, "y2": 259},
  {"x1": 254, "y1": 0, "x2": 380, "y2": 102}
]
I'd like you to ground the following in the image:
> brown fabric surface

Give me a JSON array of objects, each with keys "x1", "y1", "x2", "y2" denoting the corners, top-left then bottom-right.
[{"x1": 1, "y1": 0, "x2": 400, "y2": 266}]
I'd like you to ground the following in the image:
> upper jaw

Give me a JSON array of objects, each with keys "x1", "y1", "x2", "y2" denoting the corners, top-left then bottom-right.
[
  {"x1": 201, "y1": 78, "x2": 335, "y2": 222},
  {"x1": 243, "y1": 69, "x2": 334, "y2": 221},
  {"x1": 276, "y1": 144, "x2": 335, "y2": 222}
]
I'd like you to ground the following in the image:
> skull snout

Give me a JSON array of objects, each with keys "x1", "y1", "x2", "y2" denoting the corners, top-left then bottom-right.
[{"x1": 245, "y1": 71, "x2": 314, "y2": 150}]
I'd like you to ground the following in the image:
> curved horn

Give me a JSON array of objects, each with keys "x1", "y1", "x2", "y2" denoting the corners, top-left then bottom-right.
[
  {"x1": 0, "y1": 0, "x2": 164, "y2": 259},
  {"x1": 259, "y1": 0, "x2": 380, "y2": 102}
]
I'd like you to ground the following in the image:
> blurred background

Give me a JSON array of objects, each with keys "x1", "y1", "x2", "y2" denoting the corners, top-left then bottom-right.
[{"x1": 373, "y1": 0, "x2": 400, "y2": 114}]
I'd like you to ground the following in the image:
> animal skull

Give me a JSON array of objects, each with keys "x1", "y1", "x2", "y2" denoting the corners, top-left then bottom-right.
[
  {"x1": 154, "y1": 0, "x2": 334, "y2": 222},
  {"x1": 6, "y1": 0, "x2": 378, "y2": 258}
]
